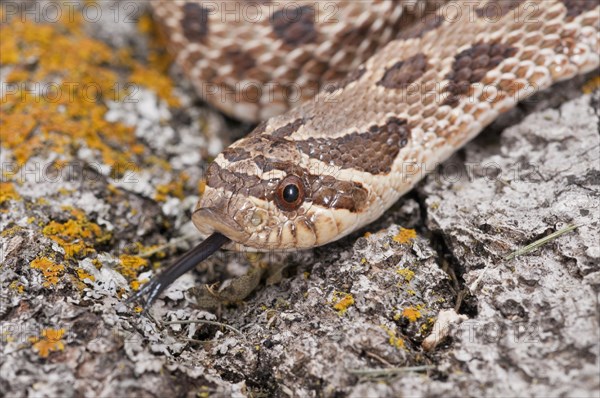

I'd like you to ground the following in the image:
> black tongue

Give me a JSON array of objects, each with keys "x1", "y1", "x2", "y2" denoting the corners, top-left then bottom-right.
[{"x1": 126, "y1": 233, "x2": 230, "y2": 313}]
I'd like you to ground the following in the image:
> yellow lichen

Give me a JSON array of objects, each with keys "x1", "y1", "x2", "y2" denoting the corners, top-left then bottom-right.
[
  {"x1": 198, "y1": 389, "x2": 211, "y2": 398},
  {"x1": 0, "y1": 225, "x2": 22, "y2": 237},
  {"x1": 0, "y1": 182, "x2": 20, "y2": 204},
  {"x1": 396, "y1": 267, "x2": 415, "y2": 282},
  {"x1": 420, "y1": 319, "x2": 435, "y2": 335},
  {"x1": 9, "y1": 280, "x2": 24, "y2": 294},
  {"x1": 30, "y1": 257, "x2": 65, "y2": 287},
  {"x1": 31, "y1": 328, "x2": 66, "y2": 358},
  {"x1": 116, "y1": 287, "x2": 127, "y2": 299},
  {"x1": 119, "y1": 255, "x2": 148, "y2": 279},
  {"x1": 392, "y1": 228, "x2": 417, "y2": 244},
  {"x1": 2, "y1": 331, "x2": 15, "y2": 343},
  {"x1": 331, "y1": 291, "x2": 355, "y2": 314},
  {"x1": 381, "y1": 325, "x2": 405, "y2": 350}
]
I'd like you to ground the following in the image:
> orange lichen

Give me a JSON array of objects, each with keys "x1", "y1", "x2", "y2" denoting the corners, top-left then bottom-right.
[
  {"x1": 42, "y1": 211, "x2": 108, "y2": 259},
  {"x1": 130, "y1": 280, "x2": 141, "y2": 291},
  {"x1": 392, "y1": 228, "x2": 417, "y2": 244},
  {"x1": 582, "y1": 75, "x2": 600, "y2": 94},
  {"x1": 119, "y1": 255, "x2": 148, "y2": 279},
  {"x1": 31, "y1": 328, "x2": 66, "y2": 358},
  {"x1": 331, "y1": 291, "x2": 355, "y2": 314},
  {"x1": 131, "y1": 242, "x2": 167, "y2": 260},
  {"x1": 154, "y1": 173, "x2": 188, "y2": 201},
  {"x1": 30, "y1": 257, "x2": 65, "y2": 287},
  {"x1": 402, "y1": 307, "x2": 422, "y2": 322},
  {"x1": 0, "y1": 14, "x2": 135, "y2": 167},
  {"x1": 76, "y1": 268, "x2": 95, "y2": 283},
  {"x1": 0, "y1": 182, "x2": 21, "y2": 204},
  {"x1": 0, "y1": 2, "x2": 179, "y2": 174},
  {"x1": 130, "y1": 64, "x2": 180, "y2": 108},
  {"x1": 198, "y1": 179, "x2": 207, "y2": 196},
  {"x1": 137, "y1": 12, "x2": 174, "y2": 74}
]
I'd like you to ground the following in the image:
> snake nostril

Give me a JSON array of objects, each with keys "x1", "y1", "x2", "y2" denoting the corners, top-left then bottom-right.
[{"x1": 251, "y1": 211, "x2": 263, "y2": 226}]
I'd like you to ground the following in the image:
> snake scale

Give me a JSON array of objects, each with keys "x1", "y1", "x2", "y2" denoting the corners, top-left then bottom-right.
[{"x1": 131, "y1": 0, "x2": 600, "y2": 308}]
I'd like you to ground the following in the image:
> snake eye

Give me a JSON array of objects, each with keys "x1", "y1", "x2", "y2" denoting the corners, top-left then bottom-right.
[
  {"x1": 275, "y1": 175, "x2": 305, "y2": 211},
  {"x1": 283, "y1": 184, "x2": 299, "y2": 202}
]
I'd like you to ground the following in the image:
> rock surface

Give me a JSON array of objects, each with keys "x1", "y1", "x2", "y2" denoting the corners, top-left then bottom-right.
[{"x1": 1, "y1": 2, "x2": 598, "y2": 397}]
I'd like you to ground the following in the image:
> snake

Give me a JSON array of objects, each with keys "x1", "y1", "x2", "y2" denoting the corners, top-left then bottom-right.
[{"x1": 130, "y1": 0, "x2": 600, "y2": 309}]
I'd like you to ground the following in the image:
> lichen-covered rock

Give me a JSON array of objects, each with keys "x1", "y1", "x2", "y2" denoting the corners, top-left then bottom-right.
[
  {"x1": 1, "y1": 1, "x2": 598, "y2": 397},
  {"x1": 418, "y1": 92, "x2": 600, "y2": 397}
]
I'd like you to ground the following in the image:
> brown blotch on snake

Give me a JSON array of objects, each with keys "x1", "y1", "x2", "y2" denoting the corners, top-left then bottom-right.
[
  {"x1": 443, "y1": 41, "x2": 518, "y2": 107},
  {"x1": 378, "y1": 53, "x2": 429, "y2": 90},
  {"x1": 224, "y1": 49, "x2": 257, "y2": 78},
  {"x1": 222, "y1": 147, "x2": 252, "y2": 163},
  {"x1": 248, "y1": 120, "x2": 268, "y2": 137},
  {"x1": 309, "y1": 175, "x2": 368, "y2": 212},
  {"x1": 206, "y1": 162, "x2": 276, "y2": 203},
  {"x1": 205, "y1": 161, "x2": 368, "y2": 212},
  {"x1": 182, "y1": 50, "x2": 205, "y2": 76},
  {"x1": 475, "y1": 0, "x2": 525, "y2": 19},
  {"x1": 271, "y1": 118, "x2": 307, "y2": 138},
  {"x1": 396, "y1": 14, "x2": 444, "y2": 40},
  {"x1": 561, "y1": 0, "x2": 598, "y2": 18},
  {"x1": 324, "y1": 66, "x2": 367, "y2": 93},
  {"x1": 181, "y1": 2, "x2": 210, "y2": 42},
  {"x1": 295, "y1": 117, "x2": 411, "y2": 175},
  {"x1": 271, "y1": 5, "x2": 318, "y2": 46}
]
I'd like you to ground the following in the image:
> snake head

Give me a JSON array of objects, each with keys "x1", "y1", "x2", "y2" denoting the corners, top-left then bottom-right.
[{"x1": 192, "y1": 132, "x2": 375, "y2": 251}]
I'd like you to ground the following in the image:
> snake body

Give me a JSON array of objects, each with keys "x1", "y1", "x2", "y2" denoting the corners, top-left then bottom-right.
[{"x1": 152, "y1": 0, "x2": 600, "y2": 252}]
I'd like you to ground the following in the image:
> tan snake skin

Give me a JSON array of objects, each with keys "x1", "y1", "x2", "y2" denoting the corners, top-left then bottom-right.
[
  {"x1": 151, "y1": 1, "x2": 438, "y2": 121},
  {"x1": 152, "y1": 0, "x2": 600, "y2": 252}
]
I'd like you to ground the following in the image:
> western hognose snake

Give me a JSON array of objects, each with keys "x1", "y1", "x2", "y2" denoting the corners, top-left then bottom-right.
[{"x1": 131, "y1": 0, "x2": 599, "y2": 308}]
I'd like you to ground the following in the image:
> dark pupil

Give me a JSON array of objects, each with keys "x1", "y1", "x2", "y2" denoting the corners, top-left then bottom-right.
[{"x1": 282, "y1": 184, "x2": 299, "y2": 203}]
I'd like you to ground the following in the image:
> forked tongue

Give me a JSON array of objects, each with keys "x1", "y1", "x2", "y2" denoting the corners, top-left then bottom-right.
[{"x1": 126, "y1": 233, "x2": 230, "y2": 313}]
